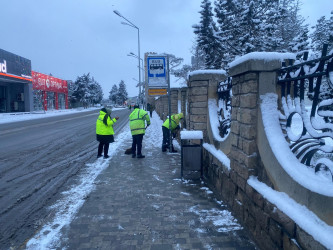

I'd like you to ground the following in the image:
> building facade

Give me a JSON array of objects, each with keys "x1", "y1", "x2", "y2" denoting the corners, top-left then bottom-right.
[
  {"x1": 32, "y1": 71, "x2": 68, "y2": 111},
  {"x1": 0, "y1": 48, "x2": 33, "y2": 113},
  {"x1": 0, "y1": 48, "x2": 69, "y2": 113}
]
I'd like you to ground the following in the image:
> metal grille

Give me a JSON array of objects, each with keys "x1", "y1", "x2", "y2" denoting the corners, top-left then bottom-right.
[
  {"x1": 217, "y1": 77, "x2": 232, "y2": 138},
  {"x1": 277, "y1": 44, "x2": 333, "y2": 180}
]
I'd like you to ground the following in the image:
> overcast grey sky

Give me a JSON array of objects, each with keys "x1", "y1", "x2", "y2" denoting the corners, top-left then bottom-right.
[{"x1": 1, "y1": 0, "x2": 332, "y2": 98}]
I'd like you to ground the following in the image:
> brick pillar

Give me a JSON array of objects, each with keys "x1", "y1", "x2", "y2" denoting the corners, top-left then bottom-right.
[
  {"x1": 187, "y1": 72, "x2": 226, "y2": 141},
  {"x1": 229, "y1": 73, "x2": 259, "y2": 181},
  {"x1": 228, "y1": 59, "x2": 282, "y2": 184}
]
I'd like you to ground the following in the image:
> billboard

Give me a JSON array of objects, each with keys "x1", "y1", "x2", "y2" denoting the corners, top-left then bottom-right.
[{"x1": 32, "y1": 71, "x2": 68, "y2": 93}]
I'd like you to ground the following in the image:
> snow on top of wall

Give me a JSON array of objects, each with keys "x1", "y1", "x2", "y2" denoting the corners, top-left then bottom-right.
[
  {"x1": 203, "y1": 143, "x2": 230, "y2": 170},
  {"x1": 188, "y1": 69, "x2": 227, "y2": 79},
  {"x1": 248, "y1": 176, "x2": 333, "y2": 249},
  {"x1": 260, "y1": 93, "x2": 333, "y2": 197},
  {"x1": 180, "y1": 130, "x2": 203, "y2": 140},
  {"x1": 228, "y1": 52, "x2": 296, "y2": 68}
]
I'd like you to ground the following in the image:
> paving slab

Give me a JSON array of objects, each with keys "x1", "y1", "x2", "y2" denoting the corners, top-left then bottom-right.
[{"x1": 57, "y1": 138, "x2": 257, "y2": 250}]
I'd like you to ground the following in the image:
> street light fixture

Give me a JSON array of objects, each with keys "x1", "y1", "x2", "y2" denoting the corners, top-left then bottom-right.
[
  {"x1": 113, "y1": 10, "x2": 141, "y2": 106},
  {"x1": 128, "y1": 52, "x2": 146, "y2": 108}
]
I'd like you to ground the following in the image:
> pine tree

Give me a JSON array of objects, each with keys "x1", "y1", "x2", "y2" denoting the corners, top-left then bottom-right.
[
  {"x1": 71, "y1": 73, "x2": 103, "y2": 107},
  {"x1": 310, "y1": 12, "x2": 333, "y2": 55},
  {"x1": 190, "y1": 44, "x2": 205, "y2": 70},
  {"x1": 117, "y1": 80, "x2": 128, "y2": 105},
  {"x1": 89, "y1": 77, "x2": 103, "y2": 104},
  {"x1": 193, "y1": 0, "x2": 221, "y2": 69},
  {"x1": 109, "y1": 84, "x2": 118, "y2": 104}
]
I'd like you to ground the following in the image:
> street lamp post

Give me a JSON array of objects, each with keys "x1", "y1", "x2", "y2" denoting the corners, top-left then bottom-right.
[
  {"x1": 113, "y1": 10, "x2": 141, "y2": 106},
  {"x1": 128, "y1": 52, "x2": 145, "y2": 108},
  {"x1": 128, "y1": 52, "x2": 144, "y2": 85}
]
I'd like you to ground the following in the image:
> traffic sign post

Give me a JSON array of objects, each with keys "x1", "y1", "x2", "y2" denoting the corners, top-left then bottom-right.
[
  {"x1": 167, "y1": 55, "x2": 172, "y2": 153},
  {"x1": 147, "y1": 55, "x2": 167, "y2": 97},
  {"x1": 147, "y1": 54, "x2": 172, "y2": 152},
  {"x1": 147, "y1": 56, "x2": 167, "y2": 88}
]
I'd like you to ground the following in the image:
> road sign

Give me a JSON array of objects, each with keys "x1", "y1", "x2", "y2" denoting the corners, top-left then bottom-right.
[
  {"x1": 148, "y1": 88, "x2": 167, "y2": 96},
  {"x1": 147, "y1": 56, "x2": 167, "y2": 88}
]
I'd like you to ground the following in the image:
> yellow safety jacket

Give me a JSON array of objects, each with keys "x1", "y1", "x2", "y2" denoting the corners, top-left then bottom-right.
[
  {"x1": 129, "y1": 108, "x2": 150, "y2": 135},
  {"x1": 163, "y1": 114, "x2": 182, "y2": 131},
  {"x1": 96, "y1": 110, "x2": 117, "y2": 135}
]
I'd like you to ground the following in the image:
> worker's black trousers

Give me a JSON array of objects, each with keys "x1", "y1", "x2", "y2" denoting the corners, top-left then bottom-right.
[
  {"x1": 98, "y1": 142, "x2": 109, "y2": 157},
  {"x1": 131, "y1": 134, "x2": 144, "y2": 155},
  {"x1": 162, "y1": 126, "x2": 175, "y2": 151}
]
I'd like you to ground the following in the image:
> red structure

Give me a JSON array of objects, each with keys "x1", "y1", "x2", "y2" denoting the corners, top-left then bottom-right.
[{"x1": 32, "y1": 71, "x2": 68, "y2": 111}]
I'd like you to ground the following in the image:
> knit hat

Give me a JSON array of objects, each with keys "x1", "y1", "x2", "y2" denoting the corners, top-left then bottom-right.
[{"x1": 106, "y1": 108, "x2": 112, "y2": 115}]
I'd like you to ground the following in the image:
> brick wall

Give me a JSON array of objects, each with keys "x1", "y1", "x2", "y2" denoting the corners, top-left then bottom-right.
[{"x1": 155, "y1": 67, "x2": 327, "y2": 249}]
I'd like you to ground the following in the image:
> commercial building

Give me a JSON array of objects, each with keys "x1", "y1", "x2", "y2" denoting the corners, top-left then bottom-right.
[
  {"x1": 32, "y1": 71, "x2": 68, "y2": 111},
  {"x1": 0, "y1": 48, "x2": 33, "y2": 112},
  {"x1": 0, "y1": 48, "x2": 68, "y2": 113}
]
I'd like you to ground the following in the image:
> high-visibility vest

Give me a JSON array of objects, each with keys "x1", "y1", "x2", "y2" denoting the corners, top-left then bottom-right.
[
  {"x1": 129, "y1": 108, "x2": 150, "y2": 135},
  {"x1": 96, "y1": 110, "x2": 117, "y2": 135},
  {"x1": 163, "y1": 114, "x2": 179, "y2": 131}
]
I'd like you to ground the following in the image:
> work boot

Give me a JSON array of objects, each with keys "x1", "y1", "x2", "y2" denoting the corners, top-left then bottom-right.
[
  {"x1": 97, "y1": 155, "x2": 102, "y2": 158},
  {"x1": 137, "y1": 154, "x2": 145, "y2": 159},
  {"x1": 104, "y1": 155, "x2": 109, "y2": 159},
  {"x1": 132, "y1": 154, "x2": 136, "y2": 158}
]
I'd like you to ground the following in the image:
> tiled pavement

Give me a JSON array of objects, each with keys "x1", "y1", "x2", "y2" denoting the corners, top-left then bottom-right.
[{"x1": 58, "y1": 139, "x2": 257, "y2": 250}]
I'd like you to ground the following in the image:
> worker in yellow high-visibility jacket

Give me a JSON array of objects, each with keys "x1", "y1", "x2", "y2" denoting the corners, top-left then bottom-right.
[
  {"x1": 162, "y1": 113, "x2": 183, "y2": 152},
  {"x1": 129, "y1": 104, "x2": 150, "y2": 158},
  {"x1": 96, "y1": 108, "x2": 119, "y2": 158}
]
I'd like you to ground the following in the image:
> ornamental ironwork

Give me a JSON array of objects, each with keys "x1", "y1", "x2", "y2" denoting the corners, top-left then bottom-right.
[
  {"x1": 277, "y1": 44, "x2": 333, "y2": 181},
  {"x1": 217, "y1": 77, "x2": 232, "y2": 138}
]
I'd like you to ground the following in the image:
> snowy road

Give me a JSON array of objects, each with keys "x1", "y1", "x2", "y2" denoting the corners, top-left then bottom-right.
[{"x1": 0, "y1": 108, "x2": 130, "y2": 249}]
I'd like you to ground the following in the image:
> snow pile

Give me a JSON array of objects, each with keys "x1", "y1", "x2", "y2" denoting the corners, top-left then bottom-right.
[
  {"x1": 229, "y1": 52, "x2": 296, "y2": 68},
  {"x1": 189, "y1": 205, "x2": 242, "y2": 233},
  {"x1": 144, "y1": 113, "x2": 163, "y2": 149},
  {"x1": 208, "y1": 99, "x2": 226, "y2": 142},
  {"x1": 188, "y1": 69, "x2": 227, "y2": 79},
  {"x1": 260, "y1": 93, "x2": 333, "y2": 196},
  {"x1": 248, "y1": 176, "x2": 333, "y2": 249},
  {"x1": 0, "y1": 107, "x2": 126, "y2": 124},
  {"x1": 203, "y1": 143, "x2": 230, "y2": 170},
  {"x1": 180, "y1": 130, "x2": 203, "y2": 140}
]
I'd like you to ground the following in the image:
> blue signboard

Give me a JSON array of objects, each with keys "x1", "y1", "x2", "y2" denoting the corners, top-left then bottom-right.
[{"x1": 147, "y1": 56, "x2": 167, "y2": 88}]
